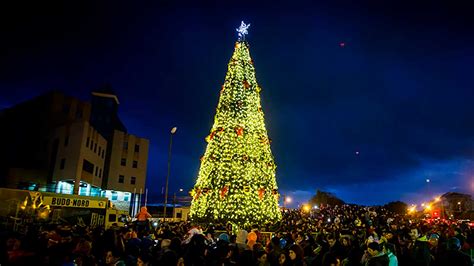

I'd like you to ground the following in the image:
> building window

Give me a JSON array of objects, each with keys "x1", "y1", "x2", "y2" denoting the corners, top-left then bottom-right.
[
  {"x1": 82, "y1": 159, "x2": 94, "y2": 174},
  {"x1": 90, "y1": 141, "x2": 94, "y2": 150},
  {"x1": 98, "y1": 146, "x2": 101, "y2": 155},
  {"x1": 134, "y1": 144, "x2": 140, "y2": 153},
  {"x1": 62, "y1": 104, "x2": 70, "y2": 114},
  {"x1": 123, "y1": 142, "x2": 128, "y2": 150},
  {"x1": 86, "y1": 137, "x2": 90, "y2": 147},
  {"x1": 94, "y1": 143, "x2": 97, "y2": 153},
  {"x1": 95, "y1": 166, "x2": 98, "y2": 176},
  {"x1": 118, "y1": 175, "x2": 124, "y2": 183},
  {"x1": 101, "y1": 150, "x2": 105, "y2": 158},
  {"x1": 111, "y1": 193, "x2": 118, "y2": 201},
  {"x1": 60, "y1": 158, "x2": 66, "y2": 170},
  {"x1": 99, "y1": 168, "x2": 102, "y2": 178},
  {"x1": 131, "y1": 176, "x2": 136, "y2": 185},
  {"x1": 133, "y1": 161, "x2": 138, "y2": 168},
  {"x1": 64, "y1": 135, "x2": 69, "y2": 146},
  {"x1": 176, "y1": 212, "x2": 182, "y2": 218},
  {"x1": 121, "y1": 158, "x2": 126, "y2": 166}
]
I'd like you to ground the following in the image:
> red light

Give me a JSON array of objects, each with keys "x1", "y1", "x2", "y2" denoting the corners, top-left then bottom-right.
[{"x1": 339, "y1": 42, "x2": 345, "y2": 47}]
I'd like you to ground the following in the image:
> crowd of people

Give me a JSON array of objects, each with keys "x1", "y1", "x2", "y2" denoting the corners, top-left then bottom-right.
[{"x1": 1, "y1": 204, "x2": 473, "y2": 265}]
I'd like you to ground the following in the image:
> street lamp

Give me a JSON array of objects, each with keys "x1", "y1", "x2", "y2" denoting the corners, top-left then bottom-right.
[
  {"x1": 283, "y1": 195, "x2": 292, "y2": 208},
  {"x1": 164, "y1": 126, "x2": 177, "y2": 221}
]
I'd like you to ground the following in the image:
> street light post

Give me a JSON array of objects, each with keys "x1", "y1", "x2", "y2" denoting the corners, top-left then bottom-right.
[{"x1": 164, "y1": 126, "x2": 177, "y2": 221}]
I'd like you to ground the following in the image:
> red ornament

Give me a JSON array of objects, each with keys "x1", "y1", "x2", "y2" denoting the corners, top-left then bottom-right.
[
  {"x1": 243, "y1": 79, "x2": 250, "y2": 89},
  {"x1": 210, "y1": 131, "x2": 216, "y2": 140},
  {"x1": 199, "y1": 155, "x2": 204, "y2": 161},
  {"x1": 194, "y1": 189, "x2": 201, "y2": 199},
  {"x1": 236, "y1": 127, "x2": 244, "y2": 136},
  {"x1": 258, "y1": 188, "x2": 265, "y2": 200},
  {"x1": 220, "y1": 186, "x2": 229, "y2": 199}
]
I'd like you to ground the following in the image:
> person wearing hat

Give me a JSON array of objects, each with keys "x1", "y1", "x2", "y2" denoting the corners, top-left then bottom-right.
[
  {"x1": 247, "y1": 231, "x2": 258, "y2": 250},
  {"x1": 236, "y1": 229, "x2": 248, "y2": 252},
  {"x1": 218, "y1": 233, "x2": 230, "y2": 243}
]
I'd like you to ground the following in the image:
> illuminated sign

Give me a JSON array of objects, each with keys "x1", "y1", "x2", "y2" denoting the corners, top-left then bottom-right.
[{"x1": 44, "y1": 196, "x2": 106, "y2": 209}]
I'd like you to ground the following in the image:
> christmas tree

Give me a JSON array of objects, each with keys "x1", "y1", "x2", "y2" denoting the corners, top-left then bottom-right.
[{"x1": 190, "y1": 22, "x2": 281, "y2": 228}]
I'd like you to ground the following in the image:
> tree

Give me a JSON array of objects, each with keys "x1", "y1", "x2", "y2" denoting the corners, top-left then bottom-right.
[
  {"x1": 309, "y1": 190, "x2": 345, "y2": 206},
  {"x1": 384, "y1": 201, "x2": 408, "y2": 215},
  {"x1": 189, "y1": 33, "x2": 281, "y2": 228}
]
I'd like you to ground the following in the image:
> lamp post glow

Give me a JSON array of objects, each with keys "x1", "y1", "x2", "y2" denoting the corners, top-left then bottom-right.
[
  {"x1": 164, "y1": 126, "x2": 177, "y2": 220},
  {"x1": 302, "y1": 204, "x2": 311, "y2": 212},
  {"x1": 283, "y1": 196, "x2": 292, "y2": 209}
]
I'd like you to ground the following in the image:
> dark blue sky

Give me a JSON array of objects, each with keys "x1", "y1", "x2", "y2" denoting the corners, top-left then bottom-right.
[{"x1": 1, "y1": 1, "x2": 473, "y2": 206}]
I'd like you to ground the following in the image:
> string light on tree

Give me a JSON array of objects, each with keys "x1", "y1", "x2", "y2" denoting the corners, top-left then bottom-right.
[{"x1": 190, "y1": 22, "x2": 281, "y2": 228}]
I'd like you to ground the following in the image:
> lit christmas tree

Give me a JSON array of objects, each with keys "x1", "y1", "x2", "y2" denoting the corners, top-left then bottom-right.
[{"x1": 190, "y1": 22, "x2": 282, "y2": 228}]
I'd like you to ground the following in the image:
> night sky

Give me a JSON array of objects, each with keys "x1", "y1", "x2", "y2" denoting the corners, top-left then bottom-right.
[{"x1": 1, "y1": 1, "x2": 473, "y2": 206}]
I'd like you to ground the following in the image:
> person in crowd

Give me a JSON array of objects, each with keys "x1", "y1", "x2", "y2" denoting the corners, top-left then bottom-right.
[
  {"x1": 366, "y1": 242, "x2": 389, "y2": 266},
  {"x1": 257, "y1": 249, "x2": 270, "y2": 266},
  {"x1": 436, "y1": 237, "x2": 471, "y2": 266},
  {"x1": 288, "y1": 244, "x2": 305, "y2": 266},
  {"x1": 137, "y1": 252, "x2": 151, "y2": 266},
  {"x1": 278, "y1": 251, "x2": 291, "y2": 266},
  {"x1": 3, "y1": 202, "x2": 474, "y2": 266},
  {"x1": 382, "y1": 242, "x2": 398, "y2": 266},
  {"x1": 405, "y1": 227, "x2": 431, "y2": 266},
  {"x1": 135, "y1": 206, "x2": 152, "y2": 233},
  {"x1": 105, "y1": 248, "x2": 125, "y2": 266}
]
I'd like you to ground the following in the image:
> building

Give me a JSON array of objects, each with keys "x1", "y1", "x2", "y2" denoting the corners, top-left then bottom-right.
[
  {"x1": 106, "y1": 130, "x2": 149, "y2": 194},
  {"x1": 0, "y1": 91, "x2": 91, "y2": 189},
  {"x1": 0, "y1": 89, "x2": 149, "y2": 211},
  {"x1": 440, "y1": 192, "x2": 473, "y2": 218},
  {"x1": 52, "y1": 120, "x2": 107, "y2": 196}
]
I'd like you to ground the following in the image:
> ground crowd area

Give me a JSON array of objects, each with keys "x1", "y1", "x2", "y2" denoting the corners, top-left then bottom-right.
[{"x1": 2, "y1": 204, "x2": 473, "y2": 266}]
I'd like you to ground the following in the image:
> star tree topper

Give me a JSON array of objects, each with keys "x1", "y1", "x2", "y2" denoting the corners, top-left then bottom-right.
[{"x1": 236, "y1": 21, "x2": 251, "y2": 41}]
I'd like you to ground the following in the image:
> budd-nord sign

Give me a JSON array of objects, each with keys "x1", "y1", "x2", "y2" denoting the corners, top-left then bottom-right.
[{"x1": 43, "y1": 196, "x2": 106, "y2": 209}]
